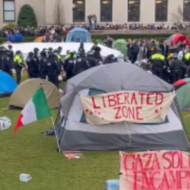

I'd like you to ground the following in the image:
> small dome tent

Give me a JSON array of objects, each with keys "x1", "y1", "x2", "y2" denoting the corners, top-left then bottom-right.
[
  {"x1": 55, "y1": 62, "x2": 189, "y2": 152},
  {"x1": 9, "y1": 79, "x2": 61, "y2": 109},
  {"x1": 173, "y1": 78, "x2": 190, "y2": 111},
  {"x1": 0, "y1": 71, "x2": 17, "y2": 97},
  {"x1": 165, "y1": 33, "x2": 190, "y2": 46},
  {"x1": 66, "y1": 27, "x2": 91, "y2": 42}
]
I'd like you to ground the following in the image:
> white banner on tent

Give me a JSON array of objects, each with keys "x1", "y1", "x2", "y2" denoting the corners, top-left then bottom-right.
[{"x1": 80, "y1": 91, "x2": 175, "y2": 125}]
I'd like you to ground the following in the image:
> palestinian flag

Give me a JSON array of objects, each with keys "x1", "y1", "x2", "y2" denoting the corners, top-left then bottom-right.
[{"x1": 13, "y1": 87, "x2": 51, "y2": 134}]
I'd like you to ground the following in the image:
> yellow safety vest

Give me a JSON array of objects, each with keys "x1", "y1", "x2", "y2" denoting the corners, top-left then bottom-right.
[
  {"x1": 151, "y1": 53, "x2": 165, "y2": 61},
  {"x1": 57, "y1": 54, "x2": 61, "y2": 61},
  {"x1": 13, "y1": 55, "x2": 22, "y2": 66},
  {"x1": 184, "y1": 52, "x2": 190, "y2": 60},
  {"x1": 65, "y1": 54, "x2": 70, "y2": 59}
]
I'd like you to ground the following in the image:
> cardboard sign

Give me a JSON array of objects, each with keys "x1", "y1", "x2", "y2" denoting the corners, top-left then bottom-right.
[
  {"x1": 119, "y1": 151, "x2": 190, "y2": 190},
  {"x1": 80, "y1": 91, "x2": 175, "y2": 125}
]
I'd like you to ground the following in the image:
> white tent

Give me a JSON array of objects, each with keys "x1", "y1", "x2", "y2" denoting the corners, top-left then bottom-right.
[{"x1": 1, "y1": 42, "x2": 123, "y2": 60}]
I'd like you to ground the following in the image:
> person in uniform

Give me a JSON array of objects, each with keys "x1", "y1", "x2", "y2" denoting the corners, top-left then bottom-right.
[
  {"x1": 26, "y1": 52, "x2": 38, "y2": 78},
  {"x1": 149, "y1": 48, "x2": 165, "y2": 79},
  {"x1": 183, "y1": 50, "x2": 190, "y2": 77},
  {"x1": 57, "y1": 46, "x2": 62, "y2": 55},
  {"x1": 39, "y1": 51, "x2": 47, "y2": 79},
  {"x1": 170, "y1": 53, "x2": 183, "y2": 83},
  {"x1": 1, "y1": 49, "x2": 12, "y2": 76},
  {"x1": 86, "y1": 51, "x2": 98, "y2": 67},
  {"x1": 13, "y1": 51, "x2": 23, "y2": 84},
  {"x1": 73, "y1": 52, "x2": 90, "y2": 75},
  {"x1": 53, "y1": 50, "x2": 62, "y2": 71},
  {"x1": 7, "y1": 45, "x2": 14, "y2": 60},
  {"x1": 45, "y1": 51, "x2": 60, "y2": 87},
  {"x1": 32, "y1": 48, "x2": 40, "y2": 77},
  {"x1": 91, "y1": 42, "x2": 102, "y2": 61},
  {"x1": 64, "y1": 52, "x2": 75, "y2": 80}
]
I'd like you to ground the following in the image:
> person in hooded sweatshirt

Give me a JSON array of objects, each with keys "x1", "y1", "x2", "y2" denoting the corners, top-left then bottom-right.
[
  {"x1": 7, "y1": 31, "x2": 14, "y2": 42},
  {"x1": 15, "y1": 31, "x2": 23, "y2": 42}
]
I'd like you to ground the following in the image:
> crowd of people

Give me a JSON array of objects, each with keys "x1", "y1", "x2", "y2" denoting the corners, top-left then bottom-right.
[
  {"x1": 127, "y1": 39, "x2": 190, "y2": 83},
  {"x1": 0, "y1": 42, "x2": 117, "y2": 87},
  {"x1": 0, "y1": 32, "x2": 190, "y2": 87},
  {"x1": 0, "y1": 23, "x2": 190, "y2": 39}
]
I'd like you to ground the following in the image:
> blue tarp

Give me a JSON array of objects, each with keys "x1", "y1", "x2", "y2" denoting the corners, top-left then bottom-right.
[
  {"x1": 0, "y1": 71, "x2": 17, "y2": 96},
  {"x1": 66, "y1": 27, "x2": 91, "y2": 42}
]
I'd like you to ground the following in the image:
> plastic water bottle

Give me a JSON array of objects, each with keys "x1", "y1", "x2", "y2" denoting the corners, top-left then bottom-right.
[
  {"x1": 19, "y1": 174, "x2": 32, "y2": 182},
  {"x1": 105, "y1": 179, "x2": 119, "y2": 190}
]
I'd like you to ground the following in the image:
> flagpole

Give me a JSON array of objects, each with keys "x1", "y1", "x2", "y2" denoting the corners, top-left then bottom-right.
[{"x1": 50, "y1": 117, "x2": 61, "y2": 152}]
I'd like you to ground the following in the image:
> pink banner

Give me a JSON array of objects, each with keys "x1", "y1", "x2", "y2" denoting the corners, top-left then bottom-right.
[{"x1": 119, "y1": 151, "x2": 190, "y2": 190}]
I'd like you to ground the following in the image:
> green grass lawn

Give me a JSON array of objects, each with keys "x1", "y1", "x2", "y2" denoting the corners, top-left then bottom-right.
[
  {"x1": 0, "y1": 73, "x2": 190, "y2": 190},
  {"x1": 0, "y1": 73, "x2": 118, "y2": 190}
]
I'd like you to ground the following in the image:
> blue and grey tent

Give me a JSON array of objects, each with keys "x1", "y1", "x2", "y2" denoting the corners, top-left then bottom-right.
[
  {"x1": 55, "y1": 62, "x2": 189, "y2": 151},
  {"x1": 66, "y1": 27, "x2": 91, "y2": 42},
  {"x1": 0, "y1": 71, "x2": 17, "y2": 97}
]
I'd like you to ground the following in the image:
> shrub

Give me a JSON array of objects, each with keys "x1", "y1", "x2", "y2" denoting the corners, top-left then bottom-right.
[
  {"x1": 17, "y1": 4, "x2": 37, "y2": 27},
  {"x1": 3, "y1": 23, "x2": 17, "y2": 30}
]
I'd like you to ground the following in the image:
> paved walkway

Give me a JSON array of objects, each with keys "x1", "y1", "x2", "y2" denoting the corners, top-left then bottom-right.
[{"x1": 90, "y1": 30, "x2": 188, "y2": 35}]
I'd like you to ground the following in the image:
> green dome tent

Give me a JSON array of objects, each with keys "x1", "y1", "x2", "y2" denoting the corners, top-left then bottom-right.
[
  {"x1": 173, "y1": 78, "x2": 190, "y2": 111},
  {"x1": 96, "y1": 39, "x2": 104, "y2": 45},
  {"x1": 113, "y1": 39, "x2": 127, "y2": 57}
]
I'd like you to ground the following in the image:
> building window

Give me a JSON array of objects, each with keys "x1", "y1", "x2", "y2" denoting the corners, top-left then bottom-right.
[
  {"x1": 128, "y1": 0, "x2": 140, "y2": 22},
  {"x1": 155, "y1": 0, "x2": 168, "y2": 22},
  {"x1": 183, "y1": 0, "x2": 190, "y2": 21},
  {"x1": 3, "y1": 0, "x2": 15, "y2": 22},
  {"x1": 73, "y1": 0, "x2": 85, "y2": 22},
  {"x1": 100, "y1": 0, "x2": 112, "y2": 22}
]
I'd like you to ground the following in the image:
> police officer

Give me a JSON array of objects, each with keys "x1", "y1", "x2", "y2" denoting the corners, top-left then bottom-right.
[
  {"x1": 0, "y1": 50, "x2": 2, "y2": 70},
  {"x1": 170, "y1": 53, "x2": 183, "y2": 83},
  {"x1": 104, "y1": 54, "x2": 115, "y2": 64},
  {"x1": 0, "y1": 49, "x2": 12, "y2": 75},
  {"x1": 0, "y1": 47, "x2": 6, "y2": 71},
  {"x1": 78, "y1": 42, "x2": 85, "y2": 55},
  {"x1": 13, "y1": 51, "x2": 23, "y2": 84},
  {"x1": 73, "y1": 52, "x2": 90, "y2": 75},
  {"x1": 57, "y1": 46, "x2": 62, "y2": 55},
  {"x1": 7, "y1": 45, "x2": 14, "y2": 60},
  {"x1": 45, "y1": 51, "x2": 60, "y2": 87},
  {"x1": 26, "y1": 52, "x2": 38, "y2": 78},
  {"x1": 91, "y1": 42, "x2": 102, "y2": 61},
  {"x1": 57, "y1": 48, "x2": 63, "y2": 65},
  {"x1": 48, "y1": 47, "x2": 53, "y2": 57},
  {"x1": 150, "y1": 48, "x2": 165, "y2": 79},
  {"x1": 32, "y1": 48, "x2": 39, "y2": 77},
  {"x1": 86, "y1": 51, "x2": 98, "y2": 67},
  {"x1": 53, "y1": 50, "x2": 62, "y2": 71},
  {"x1": 64, "y1": 51, "x2": 75, "y2": 80},
  {"x1": 39, "y1": 51, "x2": 47, "y2": 79},
  {"x1": 33, "y1": 48, "x2": 39, "y2": 58},
  {"x1": 183, "y1": 50, "x2": 190, "y2": 77}
]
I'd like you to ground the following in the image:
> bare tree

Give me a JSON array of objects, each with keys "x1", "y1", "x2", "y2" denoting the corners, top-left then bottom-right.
[
  {"x1": 54, "y1": 0, "x2": 64, "y2": 25},
  {"x1": 170, "y1": 5, "x2": 183, "y2": 24}
]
